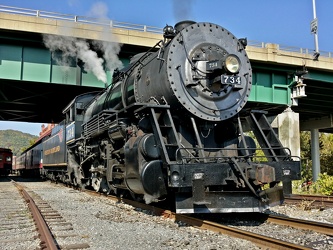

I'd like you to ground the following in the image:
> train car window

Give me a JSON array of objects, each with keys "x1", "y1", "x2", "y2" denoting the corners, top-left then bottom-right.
[
  {"x1": 67, "y1": 106, "x2": 74, "y2": 122},
  {"x1": 75, "y1": 102, "x2": 84, "y2": 121},
  {"x1": 72, "y1": 106, "x2": 75, "y2": 121},
  {"x1": 64, "y1": 102, "x2": 77, "y2": 123}
]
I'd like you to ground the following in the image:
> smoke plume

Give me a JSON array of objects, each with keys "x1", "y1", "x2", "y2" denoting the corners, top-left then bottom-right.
[
  {"x1": 43, "y1": 1, "x2": 123, "y2": 84},
  {"x1": 43, "y1": 35, "x2": 108, "y2": 83},
  {"x1": 87, "y1": 1, "x2": 109, "y2": 19},
  {"x1": 172, "y1": 0, "x2": 195, "y2": 22}
]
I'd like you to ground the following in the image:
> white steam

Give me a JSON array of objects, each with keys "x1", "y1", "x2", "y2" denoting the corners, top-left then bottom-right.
[
  {"x1": 87, "y1": 1, "x2": 109, "y2": 19},
  {"x1": 93, "y1": 40, "x2": 122, "y2": 73},
  {"x1": 43, "y1": 35, "x2": 108, "y2": 83},
  {"x1": 76, "y1": 40, "x2": 107, "y2": 83},
  {"x1": 89, "y1": 1, "x2": 123, "y2": 75},
  {"x1": 43, "y1": 1, "x2": 123, "y2": 84}
]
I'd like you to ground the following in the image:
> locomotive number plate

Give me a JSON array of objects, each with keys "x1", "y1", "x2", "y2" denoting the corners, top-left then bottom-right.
[{"x1": 221, "y1": 75, "x2": 241, "y2": 85}]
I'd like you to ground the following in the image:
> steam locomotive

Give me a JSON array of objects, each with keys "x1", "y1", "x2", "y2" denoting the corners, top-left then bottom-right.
[{"x1": 36, "y1": 21, "x2": 301, "y2": 213}]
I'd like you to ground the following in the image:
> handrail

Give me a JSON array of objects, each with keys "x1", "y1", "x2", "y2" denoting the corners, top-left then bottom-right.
[{"x1": 0, "y1": 4, "x2": 331, "y2": 58}]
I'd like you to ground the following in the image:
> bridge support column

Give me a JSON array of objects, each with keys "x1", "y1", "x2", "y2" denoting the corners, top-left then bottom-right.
[
  {"x1": 310, "y1": 128, "x2": 320, "y2": 181},
  {"x1": 273, "y1": 107, "x2": 301, "y2": 158},
  {"x1": 272, "y1": 107, "x2": 300, "y2": 195}
]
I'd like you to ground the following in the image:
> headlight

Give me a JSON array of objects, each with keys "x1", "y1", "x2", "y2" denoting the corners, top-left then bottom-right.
[{"x1": 225, "y1": 55, "x2": 240, "y2": 74}]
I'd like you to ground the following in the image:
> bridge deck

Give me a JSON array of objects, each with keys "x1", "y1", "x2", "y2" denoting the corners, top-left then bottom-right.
[{"x1": 0, "y1": 7, "x2": 333, "y2": 126}]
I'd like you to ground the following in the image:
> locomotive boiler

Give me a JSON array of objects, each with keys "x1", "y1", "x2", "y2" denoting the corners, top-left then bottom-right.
[{"x1": 59, "y1": 21, "x2": 300, "y2": 213}]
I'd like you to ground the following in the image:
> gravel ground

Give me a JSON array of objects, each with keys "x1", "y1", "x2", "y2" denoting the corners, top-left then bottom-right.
[
  {"x1": 17, "y1": 180, "x2": 333, "y2": 249},
  {"x1": 264, "y1": 205, "x2": 333, "y2": 249},
  {"x1": 224, "y1": 204, "x2": 333, "y2": 249},
  {"x1": 22, "y1": 181, "x2": 260, "y2": 250},
  {"x1": 267, "y1": 204, "x2": 333, "y2": 224},
  {"x1": 0, "y1": 180, "x2": 40, "y2": 250}
]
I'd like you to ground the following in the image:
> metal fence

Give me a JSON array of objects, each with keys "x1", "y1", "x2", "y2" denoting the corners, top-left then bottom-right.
[
  {"x1": 0, "y1": 5, "x2": 163, "y2": 33},
  {"x1": 0, "y1": 5, "x2": 331, "y2": 58}
]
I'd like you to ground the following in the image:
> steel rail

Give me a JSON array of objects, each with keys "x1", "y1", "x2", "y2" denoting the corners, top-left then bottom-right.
[
  {"x1": 285, "y1": 194, "x2": 333, "y2": 208},
  {"x1": 175, "y1": 214, "x2": 311, "y2": 250},
  {"x1": 84, "y1": 192, "x2": 309, "y2": 250},
  {"x1": 265, "y1": 214, "x2": 333, "y2": 236},
  {"x1": 59, "y1": 185, "x2": 325, "y2": 249},
  {"x1": 53, "y1": 183, "x2": 314, "y2": 249},
  {"x1": 288, "y1": 194, "x2": 333, "y2": 201},
  {"x1": 13, "y1": 181, "x2": 58, "y2": 250},
  {"x1": 122, "y1": 198, "x2": 311, "y2": 250}
]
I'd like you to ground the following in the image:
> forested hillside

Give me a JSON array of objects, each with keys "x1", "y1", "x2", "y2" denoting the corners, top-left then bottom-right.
[{"x1": 0, "y1": 129, "x2": 38, "y2": 156}]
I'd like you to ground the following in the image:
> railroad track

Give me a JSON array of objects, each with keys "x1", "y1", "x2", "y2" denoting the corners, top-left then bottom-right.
[
  {"x1": 126, "y1": 198, "x2": 333, "y2": 249},
  {"x1": 256, "y1": 213, "x2": 333, "y2": 236},
  {"x1": 172, "y1": 213, "x2": 312, "y2": 250},
  {"x1": 0, "y1": 179, "x2": 40, "y2": 249},
  {"x1": 60, "y1": 184, "x2": 333, "y2": 249},
  {"x1": 285, "y1": 194, "x2": 333, "y2": 209},
  {"x1": 0, "y1": 178, "x2": 90, "y2": 249},
  {"x1": 15, "y1": 182, "x2": 58, "y2": 250},
  {"x1": 84, "y1": 189, "x2": 317, "y2": 250},
  {"x1": 8, "y1": 178, "x2": 331, "y2": 249}
]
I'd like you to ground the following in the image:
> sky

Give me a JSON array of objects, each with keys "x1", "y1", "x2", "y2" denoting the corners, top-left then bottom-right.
[{"x1": 0, "y1": 0, "x2": 332, "y2": 135}]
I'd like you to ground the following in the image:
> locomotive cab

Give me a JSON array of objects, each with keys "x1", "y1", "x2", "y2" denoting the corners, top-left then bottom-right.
[{"x1": 63, "y1": 92, "x2": 100, "y2": 144}]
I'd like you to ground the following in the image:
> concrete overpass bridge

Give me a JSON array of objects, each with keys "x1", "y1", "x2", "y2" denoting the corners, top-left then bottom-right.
[{"x1": 1, "y1": 5, "x2": 333, "y2": 180}]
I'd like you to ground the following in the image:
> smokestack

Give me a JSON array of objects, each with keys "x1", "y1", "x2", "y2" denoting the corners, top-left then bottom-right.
[{"x1": 174, "y1": 20, "x2": 196, "y2": 32}]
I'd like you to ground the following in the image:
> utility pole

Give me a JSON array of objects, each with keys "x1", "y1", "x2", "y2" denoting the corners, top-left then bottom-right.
[{"x1": 311, "y1": 0, "x2": 320, "y2": 60}]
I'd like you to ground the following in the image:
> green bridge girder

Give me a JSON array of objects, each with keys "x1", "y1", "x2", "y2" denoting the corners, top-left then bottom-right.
[
  {"x1": 0, "y1": 42, "x2": 294, "y2": 103},
  {"x1": 251, "y1": 68, "x2": 291, "y2": 105},
  {"x1": 0, "y1": 38, "x2": 332, "y2": 123},
  {"x1": 0, "y1": 43, "x2": 130, "y2": 88}
]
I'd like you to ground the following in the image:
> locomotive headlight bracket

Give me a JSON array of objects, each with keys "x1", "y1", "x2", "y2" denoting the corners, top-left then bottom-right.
[{"x1": 224, "y1": 55, "x2": 241, "y2": 74}]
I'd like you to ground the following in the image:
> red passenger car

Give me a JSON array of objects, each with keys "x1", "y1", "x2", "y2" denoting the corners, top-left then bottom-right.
[{"x1": 0, "y1": 148, "x2": 12, "y2": 175}]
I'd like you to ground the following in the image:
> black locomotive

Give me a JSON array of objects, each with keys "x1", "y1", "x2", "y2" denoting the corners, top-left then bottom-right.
[{"x1": 39, "y1": 21, "x2": 301, "y2": 213}]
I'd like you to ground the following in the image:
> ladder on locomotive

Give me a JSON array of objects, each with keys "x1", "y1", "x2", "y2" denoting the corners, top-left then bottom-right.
[
  {"x1": 150, "y1": 107, "x2": 182, "y2": 164},
  {"x1": 246, "y1": 110, "x2": 290, "y2": 162}
]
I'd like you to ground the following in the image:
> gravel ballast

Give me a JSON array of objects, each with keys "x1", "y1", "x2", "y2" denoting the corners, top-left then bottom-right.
[
  {"x1": 18, "y1": 181, "x2": 333, "y2": 249},
  {"x1": 22, "y1": 181, "x2": 260, "y2": 249}
]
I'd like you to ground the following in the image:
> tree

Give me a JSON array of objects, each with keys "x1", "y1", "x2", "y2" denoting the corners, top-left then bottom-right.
[
  {"x1": 300, "y1": 131, "x2": 333, "y2": 179},
  {"x1": 299, "y1": 131, "x2": 313, "y2": 181},
  {"x1": 0, "y1": 130, "x2": 38, "y2": 156},
  {"x1": 319, "y1": 133, "x2": 333, "y2": 175},
  {"x1": 21, "y1": 138, "x2": 38, "y2": 152}
]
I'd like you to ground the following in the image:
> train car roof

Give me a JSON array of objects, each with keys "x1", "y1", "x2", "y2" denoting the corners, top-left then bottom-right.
[
  {"x1": 0, "y1": 148, "x2": 12, "y2": 153},
  {"x1": 62, "y1": 91, "x2": 101, "y2": 114},
  {"x1": 34, "y1": 129, "x2": 52, "y2": 144}
]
